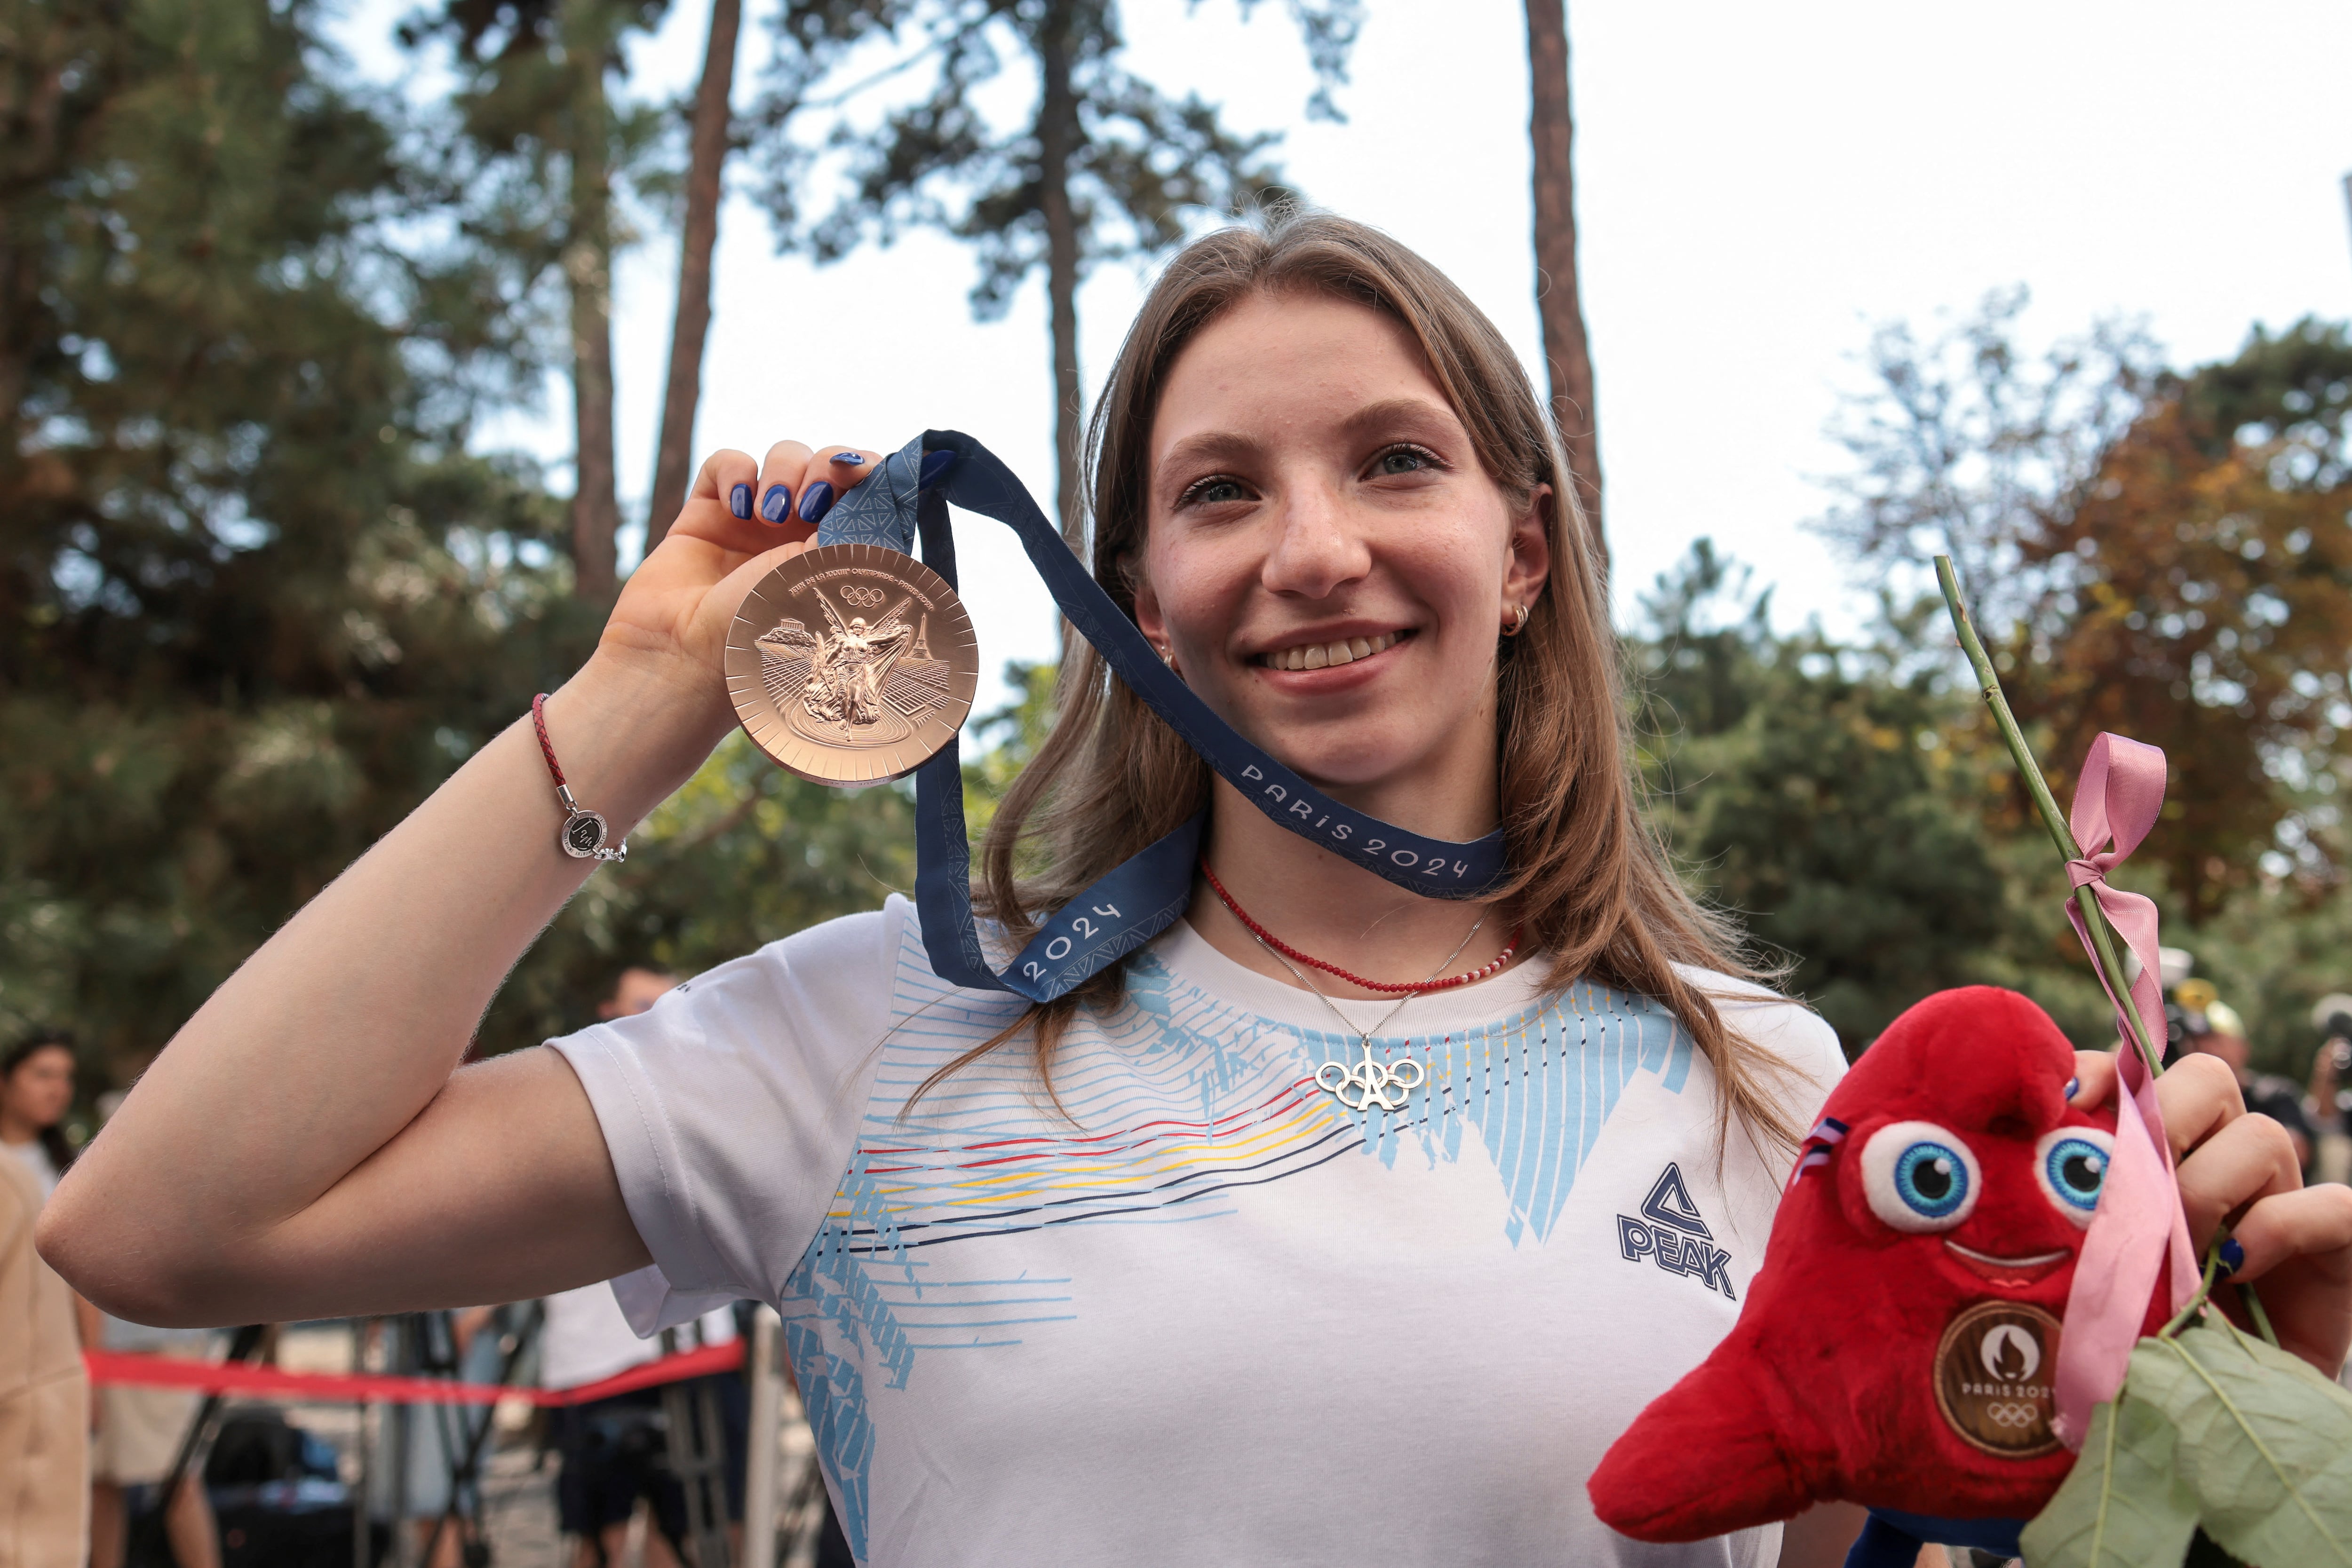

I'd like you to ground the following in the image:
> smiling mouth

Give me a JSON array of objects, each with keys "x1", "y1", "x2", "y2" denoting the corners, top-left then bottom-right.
[
  {"x1": 1943, "y1": 1241, "x2": 2073, "y2": 1285},
  {"x1": 1256, "y1": 629, "x2": 1412, "y2": 671}
]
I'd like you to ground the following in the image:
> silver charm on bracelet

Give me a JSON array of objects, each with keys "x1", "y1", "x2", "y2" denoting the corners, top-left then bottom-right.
[
  {"x1": 556, "y1": 787, "x2": 626, "y2": 863},
  {"x1": 532, "y1": 693, "x2": 628, "y2": 865}
]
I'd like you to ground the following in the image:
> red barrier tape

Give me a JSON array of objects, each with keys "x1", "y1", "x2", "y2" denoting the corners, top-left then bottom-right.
[{"x1": 85, "y1": 1339, "x2": 743, "y2": 1407}]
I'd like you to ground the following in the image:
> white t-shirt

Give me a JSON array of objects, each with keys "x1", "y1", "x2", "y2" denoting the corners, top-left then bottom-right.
[
  {"x1": 552, "y1": 894, "x2": 1843, "y2": 1568},
  {"x1": 540, "y1": 1281, "x2": 737, "y2": 1392},
  {"x1": 5, "y1": 1139, "x2": 58, "y2": 1199}
]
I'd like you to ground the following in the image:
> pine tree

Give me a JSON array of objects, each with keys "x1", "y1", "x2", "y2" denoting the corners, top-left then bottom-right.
[
  {"x1": 1522, "y1": 0, "x2": 1603, "y2": 565},
  {"x1": 403, "y1": 0, "x2": 673, "y2": 600},
  {"x1": 754, "y1": 0, "x2": 1359, "y2": 535},
  {"x1": 0, "y1": 0, "x2": 588, "y2": 1066}
]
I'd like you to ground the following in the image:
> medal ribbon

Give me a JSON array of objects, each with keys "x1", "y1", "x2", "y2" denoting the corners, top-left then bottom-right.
[{"x1": 811, "y1": 431, "x2": 1510, "y2": 1003}]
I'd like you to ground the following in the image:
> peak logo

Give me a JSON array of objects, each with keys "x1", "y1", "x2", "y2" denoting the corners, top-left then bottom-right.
[{"x1": 1616, "y1": 1164, "x2": 1736, "y2": 1299}]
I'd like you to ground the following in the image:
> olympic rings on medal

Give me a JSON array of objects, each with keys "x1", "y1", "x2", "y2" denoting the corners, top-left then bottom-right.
[
  {"x1": 839, "y1": 583, "x2": 888, "y2": 608},
  {"x1": 1315, "y1": 1041, "x2": 1426, "y2": 1113},
  {"x1": 1983, "y1": 1401, "x2": 2042, "y2": 1429}
]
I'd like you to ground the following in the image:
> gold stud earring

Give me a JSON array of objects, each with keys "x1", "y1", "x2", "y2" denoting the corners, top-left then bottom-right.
[{"x1": 1504, "y1": 603, "x2": 1531, "y2": 637}]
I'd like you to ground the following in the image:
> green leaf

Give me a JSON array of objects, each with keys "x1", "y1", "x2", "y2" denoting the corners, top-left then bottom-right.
[
  {"x1": 2020, "y1": 1389, "x2": 2197, "y2": 1568},
  {"x1": 2130, "y1": 1320, "x2": 2352, "y2": 1566}
]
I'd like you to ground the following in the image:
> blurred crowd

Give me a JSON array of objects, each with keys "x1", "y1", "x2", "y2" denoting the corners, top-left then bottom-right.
[
  {"x1": 2154, "y1": 946, "x2": 2352, "y2": 1188},
  {"x1": 0, "y1": 969, "x2": 850, "y2": 1568}
]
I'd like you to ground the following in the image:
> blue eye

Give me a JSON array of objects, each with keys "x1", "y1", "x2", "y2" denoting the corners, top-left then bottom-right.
[
  {"x1": 2035, "y1": 1128, "x2": 2114, "y2": 1227},
  {"x1": 1859, "y1": 1121, "x2": 1983, "y2": 1233},
  {"x1": 1896, "y1": 1142, "x2": 1971, "y2": 1217}
]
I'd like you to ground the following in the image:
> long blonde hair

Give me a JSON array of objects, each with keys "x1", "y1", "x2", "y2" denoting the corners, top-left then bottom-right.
[{"x1": 935, "y1": 210, "x2": 1799, "y2": 1156}]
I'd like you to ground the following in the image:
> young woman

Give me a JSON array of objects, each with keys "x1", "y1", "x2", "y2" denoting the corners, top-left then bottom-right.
[
  {"x1": 41, "y1": 214, "x2": 2352, "y2": 1567},
  {"x1": 1, "y1": 1033, "x2": 77, "y2": 1199}
]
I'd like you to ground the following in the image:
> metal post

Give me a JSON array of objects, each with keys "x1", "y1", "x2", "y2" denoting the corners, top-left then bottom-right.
[
  {"x1": 741, "y1": 1308, "x2": 784, "y2": 1568},
  {"x1": 354, "y1": 1317, "x2": 373, "y2": 1568}
]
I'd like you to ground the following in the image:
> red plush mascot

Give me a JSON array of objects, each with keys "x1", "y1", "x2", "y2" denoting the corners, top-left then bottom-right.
[{"x1": 1588, "y1": 984, "x2": 2169, "y2": 1540}]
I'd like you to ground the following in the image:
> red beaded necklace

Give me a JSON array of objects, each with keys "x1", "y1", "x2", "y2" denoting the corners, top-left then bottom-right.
[{"x1": 1199, "y1": 858, "x2": 1522, "y2": 996}]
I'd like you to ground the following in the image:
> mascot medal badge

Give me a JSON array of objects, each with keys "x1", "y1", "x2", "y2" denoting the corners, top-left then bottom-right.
[{"x1": 725, "y1": 449, "x2": 978, "y2": 784}]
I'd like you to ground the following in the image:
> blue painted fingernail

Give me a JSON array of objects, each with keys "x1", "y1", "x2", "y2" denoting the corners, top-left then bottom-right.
[
  {"x1": 2218, "y1": 1237, "x2": 2244, "y2": 1278},
  {"x1": 798, "y1": 481, "x2": 834, "y2": 523},
  {"x1": 831, "y1": 451, "x2": 865, "y2": 466},
  {"x1": 729, "y1": 482, "x2": 752, "y2": 520},
  {"x1": 2065, "y1": 1076, "x2": 2080, "y2": 1101},
  {"x1": 760, "y1": 484, "x2": 792, "y2": 523},
  {"x1": 920, "y1": 449, "x2": 957, "y2": 489}
]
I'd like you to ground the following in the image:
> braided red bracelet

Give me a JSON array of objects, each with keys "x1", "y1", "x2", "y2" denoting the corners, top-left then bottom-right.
[{"x1": 531, "y1": 693, "x2": 627, "y2": 864}]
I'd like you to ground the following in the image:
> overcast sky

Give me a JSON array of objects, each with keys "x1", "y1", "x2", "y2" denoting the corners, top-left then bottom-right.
[{"x1": 344, "y1": 0, "x2": 2352, "y2": 704}]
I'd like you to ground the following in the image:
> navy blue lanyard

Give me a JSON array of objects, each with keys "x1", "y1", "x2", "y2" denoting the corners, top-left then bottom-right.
[{"x1": 813, "y1": 431, "x2": 1510, "y2": 1002}]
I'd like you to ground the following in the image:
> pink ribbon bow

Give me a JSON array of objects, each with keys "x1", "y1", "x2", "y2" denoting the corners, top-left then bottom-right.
[{"x1": 2050, "y1": 733, "x2": 2201, "y2": 1448}]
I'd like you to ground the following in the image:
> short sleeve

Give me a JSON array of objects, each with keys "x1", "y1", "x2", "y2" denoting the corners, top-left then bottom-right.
[
  {"x1": 1676, "y1": 965, "x2": 1848, "y2": 1152},
  {"x1": 551, "y1": 900, "x2": 905, "y2": 1334}
]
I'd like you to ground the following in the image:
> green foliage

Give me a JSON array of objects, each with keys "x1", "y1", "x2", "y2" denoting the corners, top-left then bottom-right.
[
  {"x1": 2019, "y1": 1386, "x2": 2198, "y2": 1568},
  {"x1": 479, "y1": 732, "x2": 917, "y2": 1050},
  {"x1": 753, "y1": 0, "x2": 1354, "y2": 313},
  {"x1": 1630, "y1": 542, "x2": 2111, "y2": 1054},
  {"x1": 2143, "y1": 1319, "x2": 2352, "y2": 1565},
  {"x1": 0, "y1": 0, "x2": 914, "y2": 1083},
  {"x1": 0, "y1": 0, "x2": 594, "y2": 1072},
  {"x1": 1817, "y1": 298, "x2": 2352, "y2": 923},
  {"x1": 2027, "y1": 1322, "x2": 2352, "y2": 1568}
]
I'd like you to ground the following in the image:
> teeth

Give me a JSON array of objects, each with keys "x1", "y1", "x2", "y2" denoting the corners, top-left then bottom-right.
[{"x1": 1267, "y1": 631, "x2": 1400, "y2": 670}]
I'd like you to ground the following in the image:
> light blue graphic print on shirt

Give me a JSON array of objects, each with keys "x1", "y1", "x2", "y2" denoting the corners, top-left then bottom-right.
[{"x1": 776, "y1": 929, "x2": 1697, "y2": 1557}]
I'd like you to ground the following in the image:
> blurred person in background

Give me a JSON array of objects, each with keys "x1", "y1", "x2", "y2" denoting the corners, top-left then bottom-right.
[
  {"x1": 545, "y1": 966, "x2": 749, "y2": 1568},
  {"x1": 2174, "y1": 981, "x2": 2317, "y2": 1180},
  {"x1": 601, "y1": 965, "x2": 680, "y2": 1025},
  {"x1": 370, "y1": 1308, "x2": 499, "y2": 1568},
  {"x1": 0, "y1": 1033, "x2": 87, "y2": 1567},
  {"x1": 1, "y1": 1034, "x2": 78, "y2": 1201},
  {"x1": 2308, "y1": 993, "x2": 2352, "y2": 1186},
  {"x1": 61, "y1": 1050, "x2": 222, "y2": 1568},
  {"x1": 542, "y1": 1282, "x2": 742, "y2": 1568}
]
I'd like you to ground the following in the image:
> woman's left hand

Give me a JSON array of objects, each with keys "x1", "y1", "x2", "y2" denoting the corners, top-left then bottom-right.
[{"x1": 2075, "y1": 1049, "x2": 2352, "y2": 1375}]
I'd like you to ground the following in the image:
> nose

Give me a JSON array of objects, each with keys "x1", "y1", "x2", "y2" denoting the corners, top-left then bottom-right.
[{"x1": 1257, "y1": 475, "x2": 1371, "y2": 601}]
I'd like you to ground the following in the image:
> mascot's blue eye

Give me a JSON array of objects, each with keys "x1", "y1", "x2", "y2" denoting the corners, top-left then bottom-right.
[
  {"x1": 1894, "y1": 1141, "x2": 1971, "y2": 1218},
  {"x1": 2035, "y1": 1127, "x2": 2115, "y2": 1227},
  {"x1": 1859, "y1": 1121, "x2": 1983, "y2": 1234}
]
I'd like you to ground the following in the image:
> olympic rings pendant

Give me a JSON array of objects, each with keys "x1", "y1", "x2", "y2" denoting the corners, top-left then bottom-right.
[{"x1": 1314, "y1": 1039, "x2": 1425, "y2": 1113}]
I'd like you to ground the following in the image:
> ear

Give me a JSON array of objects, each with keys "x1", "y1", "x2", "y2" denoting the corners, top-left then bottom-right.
[
  {"x1": 1132, "y1": 568, "x2": 1169, "y2": 651},
  {"x1": 1504, "y1": 482, "x2": 1553, "y2": 619}
]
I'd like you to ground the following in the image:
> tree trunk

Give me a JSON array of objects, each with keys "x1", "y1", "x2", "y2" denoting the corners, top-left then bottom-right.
[
  {"x1": 565, "y1": 0, "x2": 620, "y2": 602},
  {"x1": 644, "y1": 0, "x2": 743, "y2": 550},
  {"x1": 1525, "y1": 0, "x2": 1605, "y2": 571},
  {"x1": 1034, "y1": 0, "x2": 1085, "y2": 547}
]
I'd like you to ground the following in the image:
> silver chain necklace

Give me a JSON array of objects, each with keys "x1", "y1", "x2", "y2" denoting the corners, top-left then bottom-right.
[{"x1": 1248, "y1": 913, "x2": 1486, "y2": 1114}]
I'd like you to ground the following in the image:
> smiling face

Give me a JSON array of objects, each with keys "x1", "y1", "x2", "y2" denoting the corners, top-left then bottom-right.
[
  {"x1": 1815, "y1": 988, "x2": 2116, "y2": 1307},
  {"x1": 1130, "y1": 291, "x2": 1550, "y2": 807}
]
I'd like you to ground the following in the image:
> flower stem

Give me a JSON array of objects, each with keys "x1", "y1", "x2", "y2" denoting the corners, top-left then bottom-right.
[
  {"x1": 1933, "y1": 556, "x2": 2163, "y2": 1078},
  {"x1": 2161, "y1": 1243, "x2": 2226, "y2": 1339},
  {"x1": 2241, "y1": 1279, "x2": 2282, "y2": 1349}
]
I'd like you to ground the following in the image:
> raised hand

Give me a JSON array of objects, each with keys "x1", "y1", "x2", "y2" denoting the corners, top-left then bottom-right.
[
  {"x1": 2074, "y1": 1049, "x2": 2352, "y2": 1374},
  {"x1": 596, "y1": 442, "x2": 879, "y2": 727}
]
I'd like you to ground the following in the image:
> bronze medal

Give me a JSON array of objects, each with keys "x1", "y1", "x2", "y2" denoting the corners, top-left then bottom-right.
[
  {"x1": 725, "y1": 542, "x2": 980, "y2": 785},
  {"x1": 1931, "y1": 1299, "x2": 2063, "y2": 1457}
]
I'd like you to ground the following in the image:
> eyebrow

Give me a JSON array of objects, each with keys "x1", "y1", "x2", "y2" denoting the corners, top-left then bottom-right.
[{"x1": 1152, "y1": 397, "x2": 1466, "y2": 496}]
